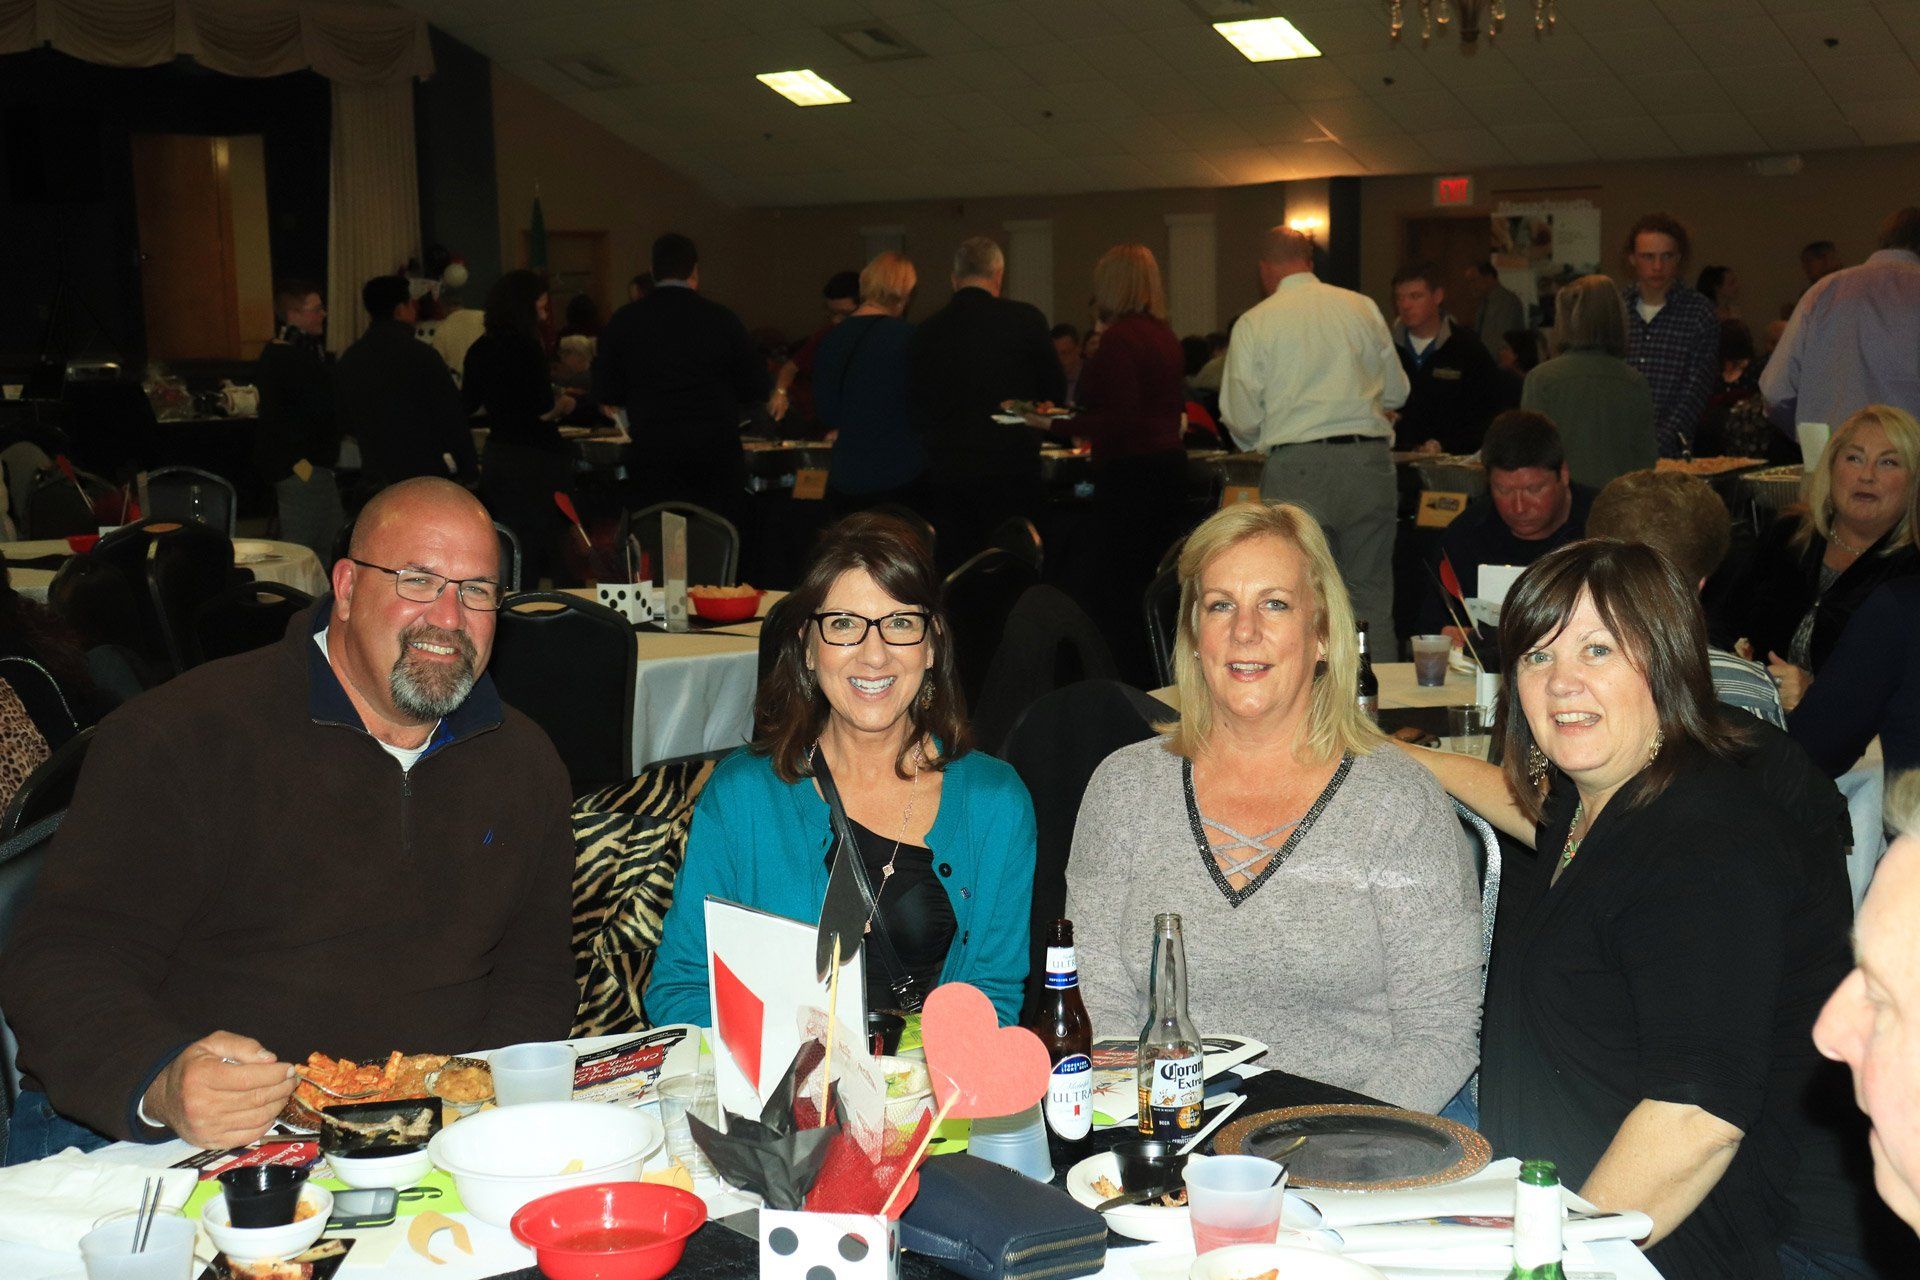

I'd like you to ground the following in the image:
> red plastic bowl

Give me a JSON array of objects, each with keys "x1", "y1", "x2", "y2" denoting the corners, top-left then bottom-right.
[
  {"x1": 510, "y1": 1182, "x2": 708, "y2": 1280},
  {"x1": 688, "y1": 589, "x2": 763, "y2": 623}
]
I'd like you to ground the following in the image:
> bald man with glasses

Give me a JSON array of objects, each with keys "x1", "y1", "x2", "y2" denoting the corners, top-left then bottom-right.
[{"x1": 0, "y1": 478, "x2": 577, "y2": 1162}]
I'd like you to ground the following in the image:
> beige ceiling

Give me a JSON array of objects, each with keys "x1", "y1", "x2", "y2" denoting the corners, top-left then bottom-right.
[{"x1": 393, "y1": 0, "x2": 1920, "y2": 207}]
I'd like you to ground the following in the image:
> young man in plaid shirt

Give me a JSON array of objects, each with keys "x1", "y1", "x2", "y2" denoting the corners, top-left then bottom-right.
[{"x1": 1621, "y1": 213, "x2": 1719, "y2": 457}]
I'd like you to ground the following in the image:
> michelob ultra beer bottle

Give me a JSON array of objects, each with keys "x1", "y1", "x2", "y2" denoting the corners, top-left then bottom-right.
[
  {"x1": 1137, "y1": 912, "x2": 1203, "y2": 1140},
  {"x1": 1028, "y1": 918, "x2": 1093, "y2": 1147}
]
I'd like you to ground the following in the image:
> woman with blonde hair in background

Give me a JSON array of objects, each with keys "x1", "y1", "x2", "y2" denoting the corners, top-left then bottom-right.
[
  {"x1": 1737, "y1": 403, "x2": 1920, "y2": 709},
  {"x1": 814, "y1": 251, "x2": 929, "y2": 515},
  {"x1": 1030, "y1": 243, "x2": 1188, "y2": 682}
]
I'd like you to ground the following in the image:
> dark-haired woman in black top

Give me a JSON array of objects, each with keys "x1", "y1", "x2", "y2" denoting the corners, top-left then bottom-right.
[
  {"x1": 1404, "y1": 538, "x2": 1854, "y2": 1279},
  {"x1": 464, "y1": 269, "x2": 576, "y2": 586}
]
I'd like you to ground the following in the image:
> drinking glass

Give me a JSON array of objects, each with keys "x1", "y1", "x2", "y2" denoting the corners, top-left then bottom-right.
[
  {"x1": 1446, "y1": 704, "x2": 1492, "y2": 759},
  {"x1": 1185, "y1": 1154, "x2": 1288, "y2": 1255},
  {"x1": 1410, "y1": 635, "x2": 1451, "y2": 687},
  {"x1": 656, "y1": 1073, "x2": 720, "y2": 1179},
  {"x1": 80, "y1": 1209, "x2": 198, "y2": 1280},
  {"x1": 490, "y1": 1042, "x2": 577, "y2": 1106}
]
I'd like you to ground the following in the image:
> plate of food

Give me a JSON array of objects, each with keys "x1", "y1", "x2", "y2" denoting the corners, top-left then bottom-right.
[
  {"x1": 995, "y1": 399, "x2": 1072, "y2": 424},
  {"x1": 1065, "y1": 1150, "x2": 1191, "y2": 1242},
  {"x1": 1656, "y1": 455, "x2": 1767, "y2": 476},
  {"x1": 282, "y1": 1051, "x2": 450, "y2": 1129},
  {"x1": 1212, "y1": 1104, "x2": 1490, "y2": 1191}
]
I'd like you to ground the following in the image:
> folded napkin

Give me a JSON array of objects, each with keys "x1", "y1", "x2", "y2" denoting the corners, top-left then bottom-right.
[
  {"x1": 0, "y1": 1149, "x2": 197, "y2": 1251},
  {"x1": 1285, "y1": 1158, "x2": 1653, "y2": 1260}
]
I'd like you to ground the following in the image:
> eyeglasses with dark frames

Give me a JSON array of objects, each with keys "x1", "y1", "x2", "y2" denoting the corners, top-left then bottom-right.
[
  {"x1": 811, "y1": 610, "x2": 930, "y2": 646},
  {"x1": 350, "y1": 559, "x2": 503, "y2": 612}
]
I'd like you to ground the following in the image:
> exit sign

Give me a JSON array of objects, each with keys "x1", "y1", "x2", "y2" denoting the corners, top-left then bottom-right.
[{"x1": 1434, "y1": 175, "x2": 1474, "y2": 206}]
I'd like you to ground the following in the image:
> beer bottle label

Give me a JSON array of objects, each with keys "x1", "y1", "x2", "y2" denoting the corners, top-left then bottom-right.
[
  {"x1": 1045, "y1": 1053, "x2": 1093, "y2": 1140},
  {"x1": 1045, "y1": 946, "x2": 1077, "y2": 986},
  {"x1": 1138, "y1": 1052, "x2": 1203, "y2": 1139}
]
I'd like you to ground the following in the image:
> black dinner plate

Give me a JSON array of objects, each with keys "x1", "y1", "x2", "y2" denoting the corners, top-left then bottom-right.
[{"x1": 1213, "y1": 1103, "x2": 1490, "y2": 1190}]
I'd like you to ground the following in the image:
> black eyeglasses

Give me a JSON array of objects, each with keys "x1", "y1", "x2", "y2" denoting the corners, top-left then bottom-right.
[
  {"x1": 350, "y1": 559, "x2": 503, "y2": 612},
  {"x1": 811, "y1": 610, "x2": 930, "y2": 646}
]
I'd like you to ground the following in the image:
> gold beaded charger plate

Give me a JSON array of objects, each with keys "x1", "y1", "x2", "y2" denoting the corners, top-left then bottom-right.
[{"x1": 1213, "y1": 1103, "x2": 1491, "y2": 1191}]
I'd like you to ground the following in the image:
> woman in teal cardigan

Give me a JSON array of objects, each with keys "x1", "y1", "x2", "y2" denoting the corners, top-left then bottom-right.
[{"x1": 645, "y1": 513, "x2": 1036, "y2": 1027}]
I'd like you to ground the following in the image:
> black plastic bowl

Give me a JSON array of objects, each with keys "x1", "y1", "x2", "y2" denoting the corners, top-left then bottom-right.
[{"x1": 1110, "y1": 1137, "x2": 1189, "y2": 1196}]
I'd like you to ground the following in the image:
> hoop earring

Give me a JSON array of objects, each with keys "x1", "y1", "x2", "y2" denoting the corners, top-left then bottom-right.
[{"x1": 1527, "y1": 744, "x2": 1550, "y2": 786}]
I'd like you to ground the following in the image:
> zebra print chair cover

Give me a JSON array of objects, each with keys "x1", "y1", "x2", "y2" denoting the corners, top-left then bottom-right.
[{"x1": 568, "y1": 756, "x2": 717, "y2": 1036}]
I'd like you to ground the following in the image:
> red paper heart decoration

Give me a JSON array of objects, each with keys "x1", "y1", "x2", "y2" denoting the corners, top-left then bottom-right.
[{"x1": 919, "y1": 983, "x2": 1049, "y2": 1120}]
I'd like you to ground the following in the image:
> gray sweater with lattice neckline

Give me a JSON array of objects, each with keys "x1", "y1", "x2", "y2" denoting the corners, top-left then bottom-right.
[{"x1": 1063, "y1": 738, "x2": 1482, "y2": 1112}]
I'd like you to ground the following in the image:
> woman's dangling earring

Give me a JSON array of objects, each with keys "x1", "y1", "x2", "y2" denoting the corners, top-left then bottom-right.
[
  {"x1": 1647, "y1": 728, "x2": 1665, "y2": 764},
  {"x1": 917, "y1": 676, "x2": 935, "y2": 710},
  {"x1": 1527, "y1": 744, "x2": 1550, "y2": 786}
]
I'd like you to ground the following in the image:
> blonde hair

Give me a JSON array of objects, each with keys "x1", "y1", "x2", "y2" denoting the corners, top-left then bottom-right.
[
  {"x1": 1091, "y1": 244, "x2": 1166, "y2": 322},
  {"x1": 859, "y1": 251, "x2": 917, "y2": 311},
  {"x1": 1797, "y1": 404, "x2": 1920, "y2": 553},
  {"x1": 1161, "y1": 502, "x2": 1381, "y2": 763},
  {"x1": 1552, "y1": 274, "x2": 1628, "y2": 357},
  {"x1": 1888, "y1": 770, "x2": 1920, "y2": 841}
]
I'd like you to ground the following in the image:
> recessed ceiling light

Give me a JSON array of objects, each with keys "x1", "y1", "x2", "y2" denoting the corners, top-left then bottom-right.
[
  {"x1": 1212, "y1": 16, "x2": 1322, "y2": 62},
  {"x1": 756, "y1": 69, "x2": 852, "y2": 106}
]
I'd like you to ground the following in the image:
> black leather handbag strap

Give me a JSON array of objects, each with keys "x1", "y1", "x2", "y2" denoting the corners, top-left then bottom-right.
[{"x1": 812, "y1": 752, "x2": 921, "y2": 1008}]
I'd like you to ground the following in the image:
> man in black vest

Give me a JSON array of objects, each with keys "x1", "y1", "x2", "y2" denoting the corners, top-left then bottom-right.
[{"x1": 334, "y1": 275, "x2": 476, "y2": 500}]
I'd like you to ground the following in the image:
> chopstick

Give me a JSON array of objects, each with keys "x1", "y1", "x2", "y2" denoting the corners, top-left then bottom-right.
[{"x1": 132, "y1": 1177, "x2": 156, "y2": 1254}]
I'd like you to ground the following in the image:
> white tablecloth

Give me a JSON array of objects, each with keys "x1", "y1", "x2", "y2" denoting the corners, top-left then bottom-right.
[
  {"x1": 0, "y1": 538, "x2": 330, "y2": 602},
  {"x1": 559, "y1": 589, "x2": 779, "y2": 772}
]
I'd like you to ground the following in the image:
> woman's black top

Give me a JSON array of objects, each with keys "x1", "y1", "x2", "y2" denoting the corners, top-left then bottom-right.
[
  {"x1": 462, "y1": 330, "x2": 565, "y2": 454},
  {"x1": 1481, "y1": 749, "x2": 1851, "y2": 1280},
  {"x1": 812, "y1": 753, "x2": 955, "y2": 1013},
  {"x1": 1736, "y1": 514, "x2": 1920, "y2": 672}
]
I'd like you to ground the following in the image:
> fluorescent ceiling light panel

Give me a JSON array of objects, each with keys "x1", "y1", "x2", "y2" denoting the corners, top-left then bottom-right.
[
  {"x1": 1213, "y1": 17, "x2": 1321, "y2": 62},
  {"x1": 757, "y1": 69, "x2": 852, "y2": 106}
]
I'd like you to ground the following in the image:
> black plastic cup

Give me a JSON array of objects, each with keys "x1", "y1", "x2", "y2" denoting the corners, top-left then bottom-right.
[
  {"x1": 1111, "y1": 1137, "x2": 1189, "y2": 1196},
  {"x1": 867, "y1": 1011, "x2": 906, "y2": 1057},
  {"x1": 218, "y1": 1165, "x2": 309, "y2": 1228}
]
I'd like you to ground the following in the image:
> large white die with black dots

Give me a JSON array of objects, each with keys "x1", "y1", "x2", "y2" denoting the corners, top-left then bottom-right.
[
  {"x1": 595, "y1": 581, "x2": 654, "y2": 624},
  {"x1": 759, "y1": 1208, "x2": 898, "y2": 1280}
]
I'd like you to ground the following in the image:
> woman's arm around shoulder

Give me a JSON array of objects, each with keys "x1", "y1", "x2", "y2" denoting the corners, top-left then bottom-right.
[{"x1": 1354, "y1": 747, "x2": 1485, "y2": 1110}]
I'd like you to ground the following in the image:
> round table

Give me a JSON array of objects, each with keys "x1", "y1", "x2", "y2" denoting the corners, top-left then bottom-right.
[{"x1": 0, "y1": 537, "x2": 329, "y2": 602}]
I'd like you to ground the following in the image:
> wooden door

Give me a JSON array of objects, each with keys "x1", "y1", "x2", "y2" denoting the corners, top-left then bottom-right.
[
  {"x1": 130, "y1": 134, "x2": 239, "y2": 361},
  {"x1": 1403, "y1": 214, "x2": 1496, "y2": 328}
]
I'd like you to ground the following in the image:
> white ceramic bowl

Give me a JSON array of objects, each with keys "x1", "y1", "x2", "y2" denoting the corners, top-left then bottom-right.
[
  {"x1": 327, "y1": 1145, "x2": 433, "y2": 1189},
  {"x1": 204, "y1": 1184, "x2": 333, "y2": 1263},
  {"x1": 1188, "y1": 1243, "x2": 1386, "y2": 1280},
  {"x1": 426, "y1": 1099, "x2": 662, "y2": 1227}
]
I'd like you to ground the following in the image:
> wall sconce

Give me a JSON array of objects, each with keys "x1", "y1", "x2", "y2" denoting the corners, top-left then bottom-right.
[{"x1": 1287, "y1": 215, "x2": 1324, "y2": 236}]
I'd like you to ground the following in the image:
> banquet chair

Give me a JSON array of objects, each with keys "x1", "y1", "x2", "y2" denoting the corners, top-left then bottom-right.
[
  {"x1": 942, "y1": 547, "x2": 1040, "y2": 711},
  {"x1": 141, "y1": 466, "x2": 237, "y2": 537},
  {"x1": 22, "y1": 471, "x2": 108, "y2": 540},
  {"x1": 627, "y1": 502, "x2": 739, "y2": 587},
  {"x1": 490, "y1": 592, "x2": 637, "y2": 797},
  {"x1": 48, "y1": 556, "x2": 160, "y2": 682},
  {"x1": 0, "y1": 728, "x2": 91, "y2": 840},
  {"x1": 1001, "y1": 680, "x2": 1173, "y2": 1023},
  {"x1": 1143, "y1": 563, "x2": 1181, "y2": 688},
  {"x1": 988, "y1": 516, "x2": 1044, "y2": 577},
  {"x1": 142, "y1": 524, "x2": 243, "y2": 676},
  {"x1": 192, "y1": 580, "x2": 313, "y2": 666},
  {"x1": 970, "y1": 586, "x2": 1117, "y2": 755},
  {"x1": 0, "y1": 809, "x2": 64, "y2": 1145},
  {"x1": 1450, "y1": 796, "x2": 1503, "y2": 1114},
  {"x1": 569, "y1": 756, "x2": 718, "y2": 1036}
]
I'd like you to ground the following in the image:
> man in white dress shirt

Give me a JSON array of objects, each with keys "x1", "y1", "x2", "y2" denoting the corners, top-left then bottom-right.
[{"x1": 1220, "y1": 227, "x2": 1411, "y2": 655}]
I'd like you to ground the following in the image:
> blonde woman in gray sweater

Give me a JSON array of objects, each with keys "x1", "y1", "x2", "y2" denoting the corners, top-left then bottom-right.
[{"x1": 1064, "y1": 502, "x2": 1482, "y2": 1113}]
